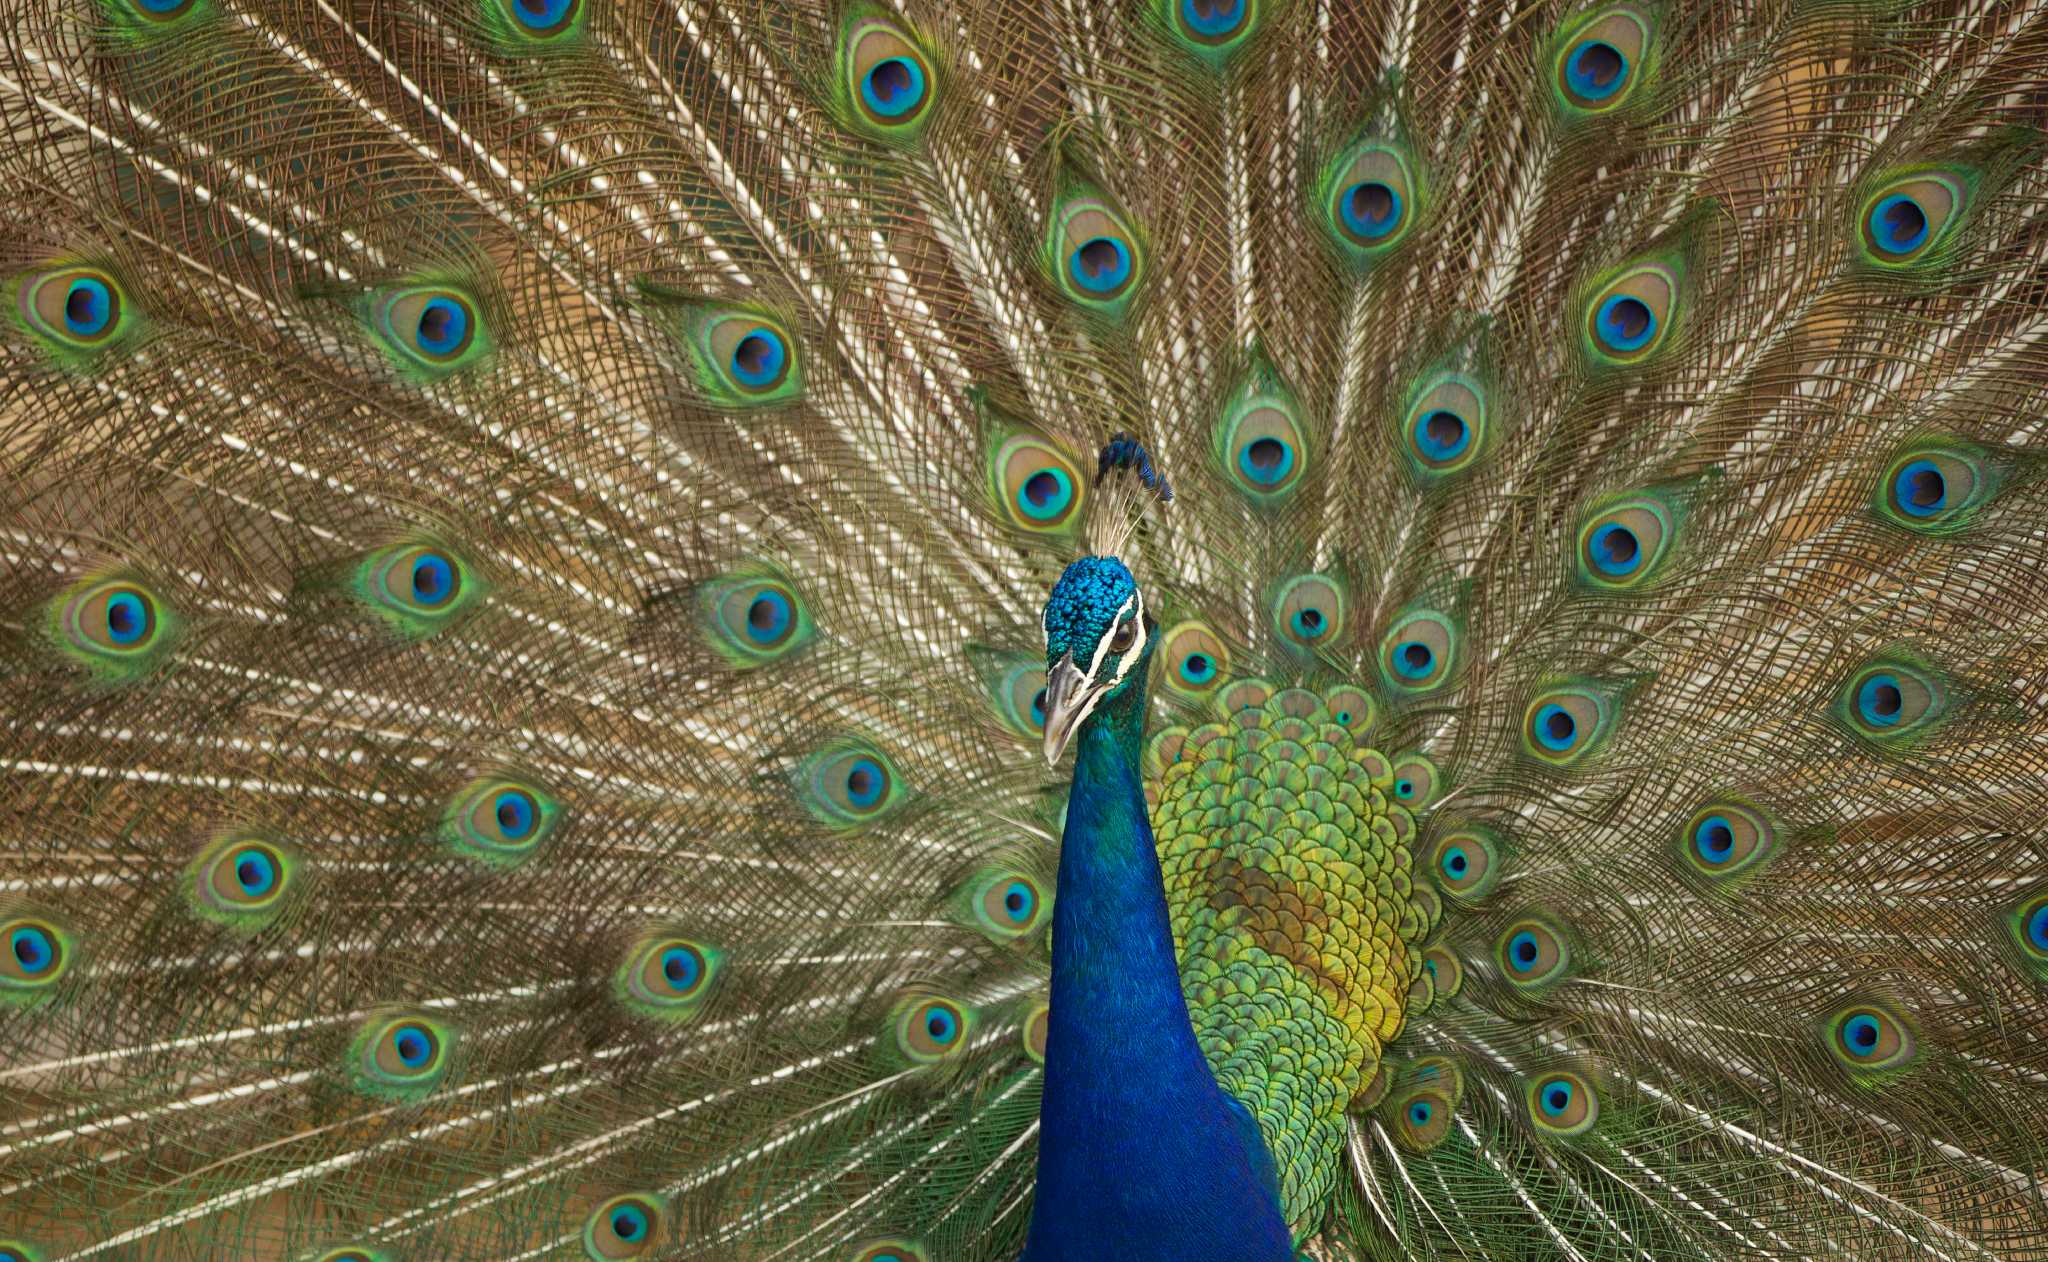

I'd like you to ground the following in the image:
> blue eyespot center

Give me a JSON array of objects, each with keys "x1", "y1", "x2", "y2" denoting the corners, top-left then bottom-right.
[
  {"x1": 925, "y1": 1008, "x2": 958, "y2": 1043},
  {"x1": 1566, "y1": 39, "x2": 1627, "y2": 100},
  {"x1": 1018, "y1": 467, "x2": 1074, "y2": 520},
  {"x1": 745, "y1": 590, "x2": 792, "y2": 643},
  {"x1": 392, "y1": 1025, "x2": 434, "y2": 1068},
  {"x1": 1589, "y1": 522, "x2": 1641, "y2": 576},
  {"x1": 1894, "y1": 460, "x2": 1946, "y2": 516},
  {"x1": 494, "y1": 790, "x2": 537, "y2": 839},
  {"x1": 1395, "y1": 640, "x2": 1435, "y2": 678},
  {"x1": 1508, "y1": 930, "x2": 1539, "y2": 971},
  {"x1": 512, "y1": 0, "x2": 574, "y2": 31},
  {"x1": 661, "y1": 946, "x2": 701, "y2": 990},
  {"x1": 1340, "y1": 180, "x2": 1401, "y2": 240},
  {"x1": 234, "y1": 850, "x2": 278, "y2": 896},
  {"x1": 415, "y1": 297, "x2": 470, "y2": 357},
  {"x1": 862, "y1": 56, "x2": 927, "y2": 118},
  {"x1": 1857, "y1": 674, "x2": 1904, "y2": 727},
  {"x1": 1238, "y1": 436, "x2": 1295, "y2": 486},
  {"x1": 610, "y1": 1205, "x2": 648, "y2": 1241},
  {"x1": 1003, "y1": 881, "x2": 1034, "y2": 922},
  {"x1": 2025, "y1": 903, "x2": 2048, "y2": 951},
  {"x1": 1414, "y1": 409, "x2": 1470, "y2": 461},
  {"x1": 1183, "y1": 0, "x2": 1247, "y2": 36},
  {"x1": 1841, "y1": 1013, "x2": 1881, "y2": 1056},
  {"x1": 1540, "y1": 1080, "x2": 1574, "y2": 1115},
  {"x1": 845, "y1": 758, "x2": 885, "y2": 808},
  {"x1": 1534, "y1": 703, "x2": 1577, "y2": 751},
  {"x1": 410, "y1": 553, "x2": 455, "y2": 607},
  {"x1": 1596, "y1": 294, "x2": 1656, "y2": 352},
  {"x1": 1029, "y1": 687, "x2": 1048, "y2": 728},
  {"x1": 1070, "y1": 237, "x2": 1132, "y2": 294},
  {"x1": 1694, "y1": 815, "x2": 1735, "y2": 863},
  {"x1": 65, "y1": 277, "x2": 113, "y2": 336},
  {"x1": 1408, "y1": 1100, "x2": 1432, "y2": 1126},
  {"x1": 1291, "y1": 607, "x2": 1327, "y2": 639},
  {"x1": 105, "y1": 590, "x2": 149, "y2": 645},
  {"x1": 1395, "y1": 779, "x2": 1414, "y2": 798},
  {"x1": 10, "y1": 926, "x2": 55, "y2": 974},
  {"x1": 1179, "y1": 652, "x2": 1216, "y2": 684},
  {"x1": 1442, "y1": 847, "x2": 1469, "y2": 878},
  {"x1": 1869, "y1": 193, "x2": 1929, "y2": 255},
  {"x1": 731, "y1": 330, "x2": 786, "y2": 388}
]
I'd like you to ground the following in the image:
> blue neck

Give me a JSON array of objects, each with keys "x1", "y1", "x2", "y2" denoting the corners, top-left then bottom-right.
[{"x1": 1021, "y1": 678, "x2": 1293, "y2": 1262}]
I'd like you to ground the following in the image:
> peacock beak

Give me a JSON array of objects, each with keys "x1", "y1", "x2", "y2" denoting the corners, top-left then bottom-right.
[{"x1": 1041, "y1": 652, "x2": 1102, "y2": 767}]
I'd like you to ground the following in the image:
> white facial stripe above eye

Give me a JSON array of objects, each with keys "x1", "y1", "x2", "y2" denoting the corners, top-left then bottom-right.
[
  {"x1": 1087, "y1": 591, "x2": 1139, "y2": 681},
  {"x1": 1103, "y1": 587, "x2": 1147, "y2": 691}
]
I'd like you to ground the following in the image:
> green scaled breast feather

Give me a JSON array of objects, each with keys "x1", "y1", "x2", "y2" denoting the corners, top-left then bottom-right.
[{"x1": 1148, "y1": 680, "x2": 1430, "y2": 1222}]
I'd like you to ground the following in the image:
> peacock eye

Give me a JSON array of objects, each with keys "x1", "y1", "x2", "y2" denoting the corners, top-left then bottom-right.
[{"x1": 1108, "y1": 618, "x2": 1139, "y2": 655}]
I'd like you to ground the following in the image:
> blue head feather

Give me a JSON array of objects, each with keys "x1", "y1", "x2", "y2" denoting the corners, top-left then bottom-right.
[{"x1": 1044, "y1": 557, "x2": 1137, "y2": 667}]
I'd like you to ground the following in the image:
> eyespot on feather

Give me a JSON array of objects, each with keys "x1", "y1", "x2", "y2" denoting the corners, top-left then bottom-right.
[
  {"x1": 1380, "y1": 609, "x2": 1458, "y2": 693},
  {"x1": 1158, "y1": 0, "x2": 1260, "y2": 58},
  {"x1": 1497, "y1": 916, "x2": 1571, "y2": 990},
  {"x1": 14, "y1": 265, "x2": 140, "y2": 363},
  {"x1": 1835, "y1": 658, "x2": 1946, "y2": 745},
  {"x1": 43, "y1": 575, "x2": 180, "y2": 683},
  {"x1": 1401, "y1": 374, "x2": 1486, "y2": 477},
  {"x1": 1582, "y1": 263, "x2": 1677, "y2": 365},
  {"x1": 349, "y1": 542, "x2": 486, "y2": 638},
  {"x1": 1389, "y1": 753, "x2": 1441, "y2": 809},
  {"x1": 1677, "y1": 800, "x2": 1778, "y2": 883},
  {"x1": 1856, "y1": 170, "x2": 1967, "y2": 268},
  {"x1": 1047, "y1": 191, "x2": 1144, "y2": 315},
  {"x1": 1576, "y1": 495, "x2": 1677, "y2": 590},
  {"x1": 1824, "y1": 1002, "x2": 1917, "y2": 1076},
  {"x1": 1320, "y1": 685, "x2": 1376, "y2": 734},
  {"x1": 188, "y1": 834, "x2": 301, "y2": 929},
  {"x1": 696, "y1": 569, "x2": 813, "y2": 667},
  {"x1": 1553, "y1": 8, "x2": 1649, "y2": 112},
  {"x1": 490, "y1": 0, "x2": 584, "y2": 41},
  {"x1": 664, "y1": 304, "x2": 803, "y2": 407},
  {"x1": 847, "y1": 1241, "x2": 931, "y2": 1262},
  {"x1": 988, "y1": 432, "x2": 1088, "y2": 533},
  {"x1": 1021, "y1": 1002, "x2": 1050, "y2": 1065},
  {"x1": 1526, "y1": 1070, "x2": 1599, "y2": 1135},
  {"x1": 582, "y1": 1193, "x2": 668, "y2": 1260},
  {"x1": 1, "y1": 914, "x2": 74, "y2": 1001},
  {"x1": 1272, "y1": 574, "x2": 1346, "y2": 651},
  {"x1": 1873, "y1": 444, "x2": 1996, "y2": 533},
  {"x1": 1520, "y1": 684, "x2": 1616, "y2": 768},
  {"x1": 797, "y1": 742, "x2": 906, "y2": 828},
  {"x1": 892, "y1": 996, "x2": 973, "y2": 1065},
  {"x1": 441, "y1": 776, "x2": 560, "y2": 867},
  {"x1": 349, "y1": 1012, "x2": 456, "y2": 1099},
  {"x1": 1318, "y1": 141, "x2": 1419, "y2": 261},
  {"x1": 367, "y1": 284, "x2": 491, "y2": 378},
  {"x1": 841, "y1": 17, "x2": 937, "y2": 140},
  {"x1": 1216, "y1": 392, "x2": 1310, "y2": 502},
  {"x1": 1420, "y1": 944, "x2": 1463, "y2": 998},
  {"x1": 308, "y1": 1248, "x2": 392, "y2": 1262},
  {"x1": 616, "y1": 932, "x2": 723, "y2": 1021},
  {"x1": 1428, "y1": 826, "x2": 1505, "y2": 901},
  {"x1": 960, "y1": 868, "x2": 1049, "y2": 941},
  {"x1": 1159, "y1": 621, "x2": 1230, "y2": 698},
  {"x1": 2003, "y1": 890, "x2": 2048, "y2": 980}
]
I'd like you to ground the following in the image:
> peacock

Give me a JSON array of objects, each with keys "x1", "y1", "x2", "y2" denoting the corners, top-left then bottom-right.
[{"x1": 4, "y1": 0, "x2": 2048, "y2": 1257}]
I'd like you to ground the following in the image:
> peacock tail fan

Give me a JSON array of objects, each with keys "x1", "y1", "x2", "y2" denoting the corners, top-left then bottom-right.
[{"x1": 2, "y1": 0, "x2": 2045, "y2": 1258}]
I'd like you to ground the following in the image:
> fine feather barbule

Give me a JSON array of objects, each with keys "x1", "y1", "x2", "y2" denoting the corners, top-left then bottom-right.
[{"x1": 2, "y1": 0, "x2": 2047, "y2": 1257}]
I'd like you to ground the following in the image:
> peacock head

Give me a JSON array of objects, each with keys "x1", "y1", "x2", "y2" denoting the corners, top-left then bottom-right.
[{"x1": 1040, "y1": 554, "x2": 1155, "y2": 764}]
